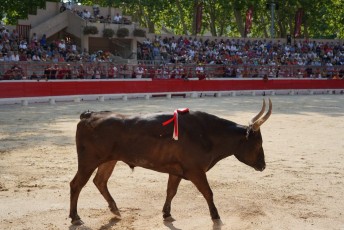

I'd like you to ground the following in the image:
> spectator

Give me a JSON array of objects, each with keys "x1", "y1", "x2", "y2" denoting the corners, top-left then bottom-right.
[
  {"x1": 4, "y1": 52, "x2": 11, "y2": 62},
  {"x1": 10, "y1": 51, "x2": 19, "y2": 62},
  {"x1": 19, "y1": 51, "x2": 28, "y2": 61},
  {"x1": 10, "y1": 63, "x2": 24, "y2": 80},
  {"x1": 135, "y1": 64, "x2": 144, "y2": 79},
  {"x1": 93, "y1": 5, "x2": 100, "y2": 17},
  {"x1": 19, "y1": 40, "x2": 28, "y2": 50},
  {"x1": 57, "y1": 53, "x2": 65, "y2": 62},
  {"x1": 82, "y1": 9, "x2": 91, "y2": 19},
  {"x1": 107, "y1": 63, "x2": 118, "y2": 78},
  {"x1": 58, "y1": 39, "x2": 66, "y2": 51},
  {"x1": 40, "y1": 34, "x2": 47, "y2": 49},
  {"x1": 31, "y1": 33, "x2": 38, "y2": 44},
  {"x1": 50, "y1": 64, "x2": 58, "y2": 79},
  {"x1": 60, "y1": 3, "x2": 67, "y2": 13},
  {"x1": 65, "y1": 64, "x2": 72, "y2": 79},
  {"x1": 30, "y1": 72, "x2": 39, "y2": 80},
  {"x1": 119, "y1": 64, "x2": 130, "y2": 78},
  {"x1": 32, "y1": 52, "x2": 41, "y2": 61},
  {"x1": 113, "y1": 13, "x2": 122, "y2": 23},
  {"x1": 76, "y1": 64, "x2": 85, "y2": 79},
  {"x1": 93, "y1": 63, "x2": 101, "y2": 79},
  {"x1": 196, "y1": 63, "x2": 206, "y2": 80}
]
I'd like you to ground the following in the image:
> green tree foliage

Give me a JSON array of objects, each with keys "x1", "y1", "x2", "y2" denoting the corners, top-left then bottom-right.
[
  {"x1": 1, "y1": 0, "x2": 343, "y2": 38},
  {"x1": 0, "y1": 0, "x2": 59, "y2": 25}
]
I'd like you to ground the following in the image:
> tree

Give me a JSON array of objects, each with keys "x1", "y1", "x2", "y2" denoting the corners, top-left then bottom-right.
[
  {"x1": 1, "y1": 0, "x2": 343, "y2": 38},
  {"x1": 0, "y1": 0, "x2": 59, "y2": 25}
]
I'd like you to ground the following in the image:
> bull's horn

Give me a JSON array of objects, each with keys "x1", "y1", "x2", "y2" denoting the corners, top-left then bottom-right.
[
  {"x1": 252, "y1": 98, "x2": 272, "y2": 131},
  {"x1": 250, "y1": 99, "x2": 266, "y2": 124}
]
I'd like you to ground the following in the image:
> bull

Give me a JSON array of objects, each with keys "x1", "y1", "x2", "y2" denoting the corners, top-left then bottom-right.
[{"x1": 69, "y1": 99, "x2": 272, "y2": 225}]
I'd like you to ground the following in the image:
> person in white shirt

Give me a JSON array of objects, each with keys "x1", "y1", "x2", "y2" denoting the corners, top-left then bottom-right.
[
  {"x1": 113, "y1": 13, "x2": 122, "y2": 23},
  {"x1": 195, "y1": 63, "x2": 206, "y2": 80},
  {"x1": 32, "y1": 52, "x2": 41, "y2": 61},
  {"x1": 135, "y1": 65, "x2": 144, "y2": 79},
  {"x1": 66, "y1": 1, "x2": 73, "y2": 10},
  {"x1": 58, "y1": 40, "x2": 66, "y2": 51},
  {"x1": 19, "y1": 40, "x2": 27, "y2": 50},
  {"x1": 10, "y1": 51, "x2": 19, "y2": 62},
  {"x1": 83, "y1": 9, "x2": 91, "y2": 19}
]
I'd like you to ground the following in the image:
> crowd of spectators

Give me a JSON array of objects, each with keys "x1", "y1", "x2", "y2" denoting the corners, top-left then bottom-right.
[
  {"x1": 139, "y1": 35, "x2": 344, "y2": 66},
  {"x1": 137, "y1": 35, "x2": 344, "y2": 79},
  {"x1": 1, "y1": 18, "x2": 344, "y2": 80},
  {"x1": 60, "y1": 2, "x2": 131, "y2": 24}
]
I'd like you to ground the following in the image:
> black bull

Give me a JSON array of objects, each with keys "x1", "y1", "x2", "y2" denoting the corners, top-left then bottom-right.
[{"x1": 69, "y1": 99, "x2": 272, "y2": 225}]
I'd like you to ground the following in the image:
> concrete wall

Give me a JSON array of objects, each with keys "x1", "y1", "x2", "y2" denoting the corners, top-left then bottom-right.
[{"x1": 30, "y1": 10, "x2": 69, "y2": 39}]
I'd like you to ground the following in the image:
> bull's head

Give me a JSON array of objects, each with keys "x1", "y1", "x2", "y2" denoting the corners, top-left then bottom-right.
[{"x1": 235, "y1": 99, "x2": 272, "y2": 172}]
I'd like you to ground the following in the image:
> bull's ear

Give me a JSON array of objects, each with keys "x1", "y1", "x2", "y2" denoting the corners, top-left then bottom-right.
[
  {"x1": 252, "y1": 98, "x2": 272, "y2": 131},
  {"x1": 246, "y1": 125, "x2": 252, "y2": 139}
]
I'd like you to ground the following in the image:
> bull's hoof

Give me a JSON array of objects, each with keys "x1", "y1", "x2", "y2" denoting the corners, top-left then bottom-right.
[
  {"x1": 71, "y1": 219, "x2": 84, "y2": 226},
  {"x1": 212, "y1": 219, "x2": 223, "y2": 225},
  {"x1": 110, "y1": 208, "x2": 121, "y2": 218},
  {"x1": 163, "y1": 216, "x2": 176, "y2": 222}
]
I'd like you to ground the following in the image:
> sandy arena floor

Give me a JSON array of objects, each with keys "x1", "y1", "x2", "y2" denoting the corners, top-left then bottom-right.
[{"x1": 0, "y1": 95, "x2": 343, "y2": 230}]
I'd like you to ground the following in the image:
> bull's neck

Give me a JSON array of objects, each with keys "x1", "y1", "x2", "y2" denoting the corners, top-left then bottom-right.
[{"x1": 207, "y1": 123, "x2": 247, "y2": 170}]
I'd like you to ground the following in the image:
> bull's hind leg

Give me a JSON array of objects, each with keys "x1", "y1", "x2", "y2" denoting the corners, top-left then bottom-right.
[
  {"x1": 69, "y1": 166, "x2": 97, "y2": 225},
  {"x1": 162, "y1": 174, "x2": 182, "y2": 221},
  {"x1": 93, "y1": 160, "x2": 121, "y2": 217}
]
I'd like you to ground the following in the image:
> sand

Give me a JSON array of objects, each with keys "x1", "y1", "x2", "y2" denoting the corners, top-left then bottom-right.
[{"x1": 0, "y1": 95, "x2": 343, "y2": 230}]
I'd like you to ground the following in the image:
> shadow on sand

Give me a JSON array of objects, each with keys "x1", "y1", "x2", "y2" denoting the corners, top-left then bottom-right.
[
  {"x1": 68, "y1": 217, "x2": 121, "y2": 230},
  {"x1": 163, "y1": 218, "x2": 223, "y2": 230}
]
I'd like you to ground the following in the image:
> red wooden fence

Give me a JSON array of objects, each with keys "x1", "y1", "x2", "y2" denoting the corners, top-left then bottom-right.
[{"x1": 0, "y1": 79, "x2": 343, "y2": 99}]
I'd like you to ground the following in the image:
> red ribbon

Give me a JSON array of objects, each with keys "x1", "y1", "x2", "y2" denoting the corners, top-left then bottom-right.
[{"x1": 162, "y1": 108, "x2": 189, "y2": 140}]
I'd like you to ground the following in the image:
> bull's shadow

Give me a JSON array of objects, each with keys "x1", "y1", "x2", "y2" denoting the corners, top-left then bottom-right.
[
  {"x1": 163, "y1": 219, "x2": 223, "y2": 230},
  {"x1": 164, "y1": 221, "x2": 182, "y2": 230},
  {"x1": 68, "y1": 225, "x2": 92, "y2": 230},
  {"x1": 68, "y1": 217, "x2": 120, "y2": 230}
]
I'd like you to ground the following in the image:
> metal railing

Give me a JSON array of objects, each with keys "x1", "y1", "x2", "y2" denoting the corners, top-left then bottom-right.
[{"x1": 0, "y1": 61, "x2": 343, "y2": 80}]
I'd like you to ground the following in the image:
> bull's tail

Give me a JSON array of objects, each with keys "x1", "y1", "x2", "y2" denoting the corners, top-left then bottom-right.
[{"x1": 80, "y1": 110, "x2": 93, "y2": 119}]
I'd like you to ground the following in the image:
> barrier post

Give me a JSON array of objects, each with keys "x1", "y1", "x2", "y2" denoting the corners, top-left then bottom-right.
[
  {"x1": 98, "y1": 96, "x2": 105, "y2": 102},
  {"x1": 191, "y1": 92, "x2": 198, "y2": 98},
  {"x1": 215, "y1": 92, "x2": 222, "y2": 97},
  {"x1": 22, "y1": 100, "x2": 28, "y2": 106}
]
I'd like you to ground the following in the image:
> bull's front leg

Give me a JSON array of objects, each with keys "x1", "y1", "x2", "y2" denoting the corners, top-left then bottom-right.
[
  {"x1": 188, "y1": 171, "x2": 220, "y2": 220},
  {"x1": 162, "y1": 174, "x2": 182, "y2": 221}
]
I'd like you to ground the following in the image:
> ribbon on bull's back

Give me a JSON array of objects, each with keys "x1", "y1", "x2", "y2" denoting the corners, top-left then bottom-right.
[{"x1": 162, "y1": 108, "x2": 189, "y2": 140}]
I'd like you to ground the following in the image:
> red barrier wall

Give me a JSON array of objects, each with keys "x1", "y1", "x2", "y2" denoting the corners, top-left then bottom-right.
[{"x1": 0, "y1": 79, "x2": 343, "y2": 99}]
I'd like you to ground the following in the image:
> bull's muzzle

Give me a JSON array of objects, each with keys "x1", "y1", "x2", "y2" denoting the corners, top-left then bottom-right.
[{"x1": 255, "y1": 164, "x2": 266, "y2": 172}]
